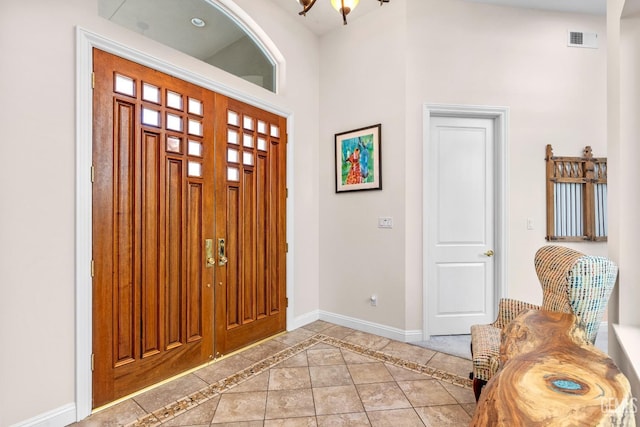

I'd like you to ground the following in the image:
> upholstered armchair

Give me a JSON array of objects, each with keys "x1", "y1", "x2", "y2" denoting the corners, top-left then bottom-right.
[{"x1": 469, "y1": 245, "x2": 618, "y2": 401}]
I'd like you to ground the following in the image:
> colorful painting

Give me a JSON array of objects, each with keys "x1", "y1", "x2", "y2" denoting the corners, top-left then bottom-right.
[{"x1": 335, "y1": 124, "x2": 382, "y2": 193}]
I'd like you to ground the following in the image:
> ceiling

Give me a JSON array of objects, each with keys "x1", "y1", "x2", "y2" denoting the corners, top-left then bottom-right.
[
  {"x1": 268, "y1": 0, "x2": 398, "y2": 36},
  {"x1": 99, "y1": 0, "x2": 247, "y2": 59},
  {"x1": 268, "y1": 0, "x2": 606, "y2": 36},
  {"x1": 462, "y1": 0, "x2": 605, "y2": 16},
  {"x1": 98, "y1": 0, "x2": 607, "y2": 66}
]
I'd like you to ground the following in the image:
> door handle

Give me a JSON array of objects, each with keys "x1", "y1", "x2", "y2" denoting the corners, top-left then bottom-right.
[
  {"x1": 218, "y1": 238, "x2": 228, "y2": 266},
  {"x1": 484, "y1": 249, "x2": 495, "y2": 257},
  {"x1": 205, "y1": 239, "x2": 215, "y2": 268}
]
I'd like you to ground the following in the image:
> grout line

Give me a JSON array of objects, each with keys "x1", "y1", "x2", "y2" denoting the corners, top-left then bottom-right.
[
  {"x1": 92, "y1": 331, "x2": 289, "y2": 416},
  {"x1": 125, "y1": 333, "x2": 471, "y2": 426},
  {"x1": 318, "y1": 335, "x2": 473, "y2": 389}
]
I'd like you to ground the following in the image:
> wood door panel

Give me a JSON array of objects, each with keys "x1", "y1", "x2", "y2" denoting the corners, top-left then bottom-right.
[
  {"x1": 111, "y1": 340, "x2": 204, "y2": 398},
  {"x1": 186, "y1": 182, "x2": 204, "y2": 342},
  {"x1": 165, "y1": 157, "x2": 184, "y2": 350},
  {"x1": 113, "y1": 98, "x2": 136, "y2": 368},
  {"x1": 226, "y1": 186, "x2": 241, "y2": 329},
  {"x1": 242, "y1": 169, "x2": 256, "y2": 324},
  {"x1": 93, "y1": 48, "x2": 286, "y2": 406},
  {"x1": 141, "y1": 130, "x2": 161, "y2": 359},
  {"x1": 269, "y1": 140, "x2": 284, "y2": 316},
  {"x1": 256, "y1": 155, "x2": 268, "y2": 319},
  {"x1": 214, "y1": 95, "x2": 287, "y2": 356},
  {"x1": 93, "y1": 49, "x2": 214, "y2": 407}
]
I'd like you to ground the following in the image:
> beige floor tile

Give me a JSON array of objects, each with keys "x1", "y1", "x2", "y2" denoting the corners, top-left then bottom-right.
[
  {"x1": 265, "y1": 417, "x2": 318, "y2": 426},
  {"x1": 210, "y1": 421, "x2": 264, "y2": 426},
  {"x1": 133, "y1": 374, "x2": 209, "y2": 413},
  {"x1": 425, "y1": 352, "x2": 472, "y2": 379},
  {"x1": 347, "y1": 363, "x2": 394, "y2": 384},
  {"x1": 341, "y1": 349, "x2": 377, "y2": 365},
  {"x1": 342, "y1": 331, "x2": 391, "y2": 350},
  {"x1": 211, "y1": 391, "x2": 268, "y2": 424},
  {"x1": 268, "y1": 367, "x2": 312, "y2": 390},
  {"x1": 277, "y1": 351, "x2": 309, "y2": 368},
  {"x1": 307, "y1": 348, "x2": 345, "y2": 366},
  {"x1": 397, "y1": 379, "x2": 458, "y2": 407},
  {"x1": 312, "y1": 385, "x2": 365, "y2": 415},
  {"x1": 162, "y1": 396, "x2": 219, "y2": 426},
  {"x1": 320, "y1": 325, "x2": 357, "y2": 339},
  {"x1": 241, "y1": 340, "x2": 290, "y2": 362},
  {"x1": 316, "y1": 412, "x2": 371, "y2": 426},
  {"x1": 265, "y1": 389, "x2": 315, "y2": 419},
  {"x1": 384, "y1": 364, "x2": 431, "y2": 382},
  {"x1": 366, "y1": 408, "x2": 425, "y2": 427},
  {"x1": 309, "y1": 365, "x2": 353, "y2": 388},
  {"x1": 380, "y1": 341, "x2": 436, "y2": 365},
  {"x1": 356, "y1": 382, "x2": 412, "y2": 412},
  {"x1": 301, "y1": 320, "x2": 334, "y2": 333},
  {"x1": 72, "y1": 400, "x2": 147, "y2": 426},
  {"x1": 439, "y1": 381, "x2": 476, "y2": 404},
  {"x1": 461, "y1": 402, "x2": 476, "y2": 418},
  {"x1": 414, "y1": 404, "x2": 472, "y2": 426},
  {"x1": 272, "y1": 328, "x2": 317, "y2": 346},
  {"x1": 228, "y1": 371, "x2": 270, "y2": 393},
  {"x1": 385, "y1": 363, "x2": 431, "y2": 381},
  {"x1": 79, "y1": 322, "x2": 476, "y2": 427},
  {"x1": 308, "y1": 343, "x2": 337, "y2": 350},
  {"x1": 194, "y1": 355, "x2": 255, "y2": 384}
]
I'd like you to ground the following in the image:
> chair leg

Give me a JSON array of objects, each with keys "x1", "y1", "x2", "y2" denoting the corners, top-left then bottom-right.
[
  {"x1": 473, "y1": 378, "x2": 486, "y2": 402},
  {"x1": 469, "y1": 340, "x2": 489, "y2": 402}
]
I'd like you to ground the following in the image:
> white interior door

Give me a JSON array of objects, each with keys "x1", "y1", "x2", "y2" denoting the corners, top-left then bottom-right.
[{"x1": 427, "y1": 115, "x2": 496, "y2": 336}]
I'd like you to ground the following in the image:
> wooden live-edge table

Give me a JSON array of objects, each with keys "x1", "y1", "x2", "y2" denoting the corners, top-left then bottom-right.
[{"x1": 470, "y1": 309, "x2": 636, "y2": 426}]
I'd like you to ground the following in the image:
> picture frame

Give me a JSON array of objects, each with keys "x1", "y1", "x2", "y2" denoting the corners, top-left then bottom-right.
[{"x1": 335, "y1": 123, "x2": 382, "y2": 193}]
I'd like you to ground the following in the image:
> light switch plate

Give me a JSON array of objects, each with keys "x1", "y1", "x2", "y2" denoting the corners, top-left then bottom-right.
[{"x1": 378, "y1": 217, "x2": 393, "y2": 228}]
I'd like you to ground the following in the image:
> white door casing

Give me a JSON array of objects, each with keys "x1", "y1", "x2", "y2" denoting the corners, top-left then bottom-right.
[{"x1": 423, "y1": 105, "x2": 508, "y2": 337}]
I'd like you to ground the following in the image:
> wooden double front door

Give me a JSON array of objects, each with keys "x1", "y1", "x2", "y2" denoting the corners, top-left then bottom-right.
[{"x1": 92, "y1": 49, "x2": 287, "y2": 408}]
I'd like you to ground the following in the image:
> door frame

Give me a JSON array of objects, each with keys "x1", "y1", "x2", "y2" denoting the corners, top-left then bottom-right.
[
  {"x1": 422, "y1": 104, "x2": 509, "y2": 338},
  {"x1": 75, "y1": 27, "x2": 293, "y2": 420}
]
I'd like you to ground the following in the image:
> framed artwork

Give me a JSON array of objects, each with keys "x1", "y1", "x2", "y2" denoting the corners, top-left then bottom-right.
[{"x1": 335, "y1": 123, "x2": 382, "y2": 193}]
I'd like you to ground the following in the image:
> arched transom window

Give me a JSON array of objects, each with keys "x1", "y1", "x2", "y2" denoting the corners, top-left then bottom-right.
[{"x1": 99, "y1": 0, "x2": 277, "y2": 92}]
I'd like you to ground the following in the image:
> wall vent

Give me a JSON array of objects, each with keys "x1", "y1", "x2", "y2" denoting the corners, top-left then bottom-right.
[{"x1": 568, "y1": 30, "x2": 598, "y2": 49}]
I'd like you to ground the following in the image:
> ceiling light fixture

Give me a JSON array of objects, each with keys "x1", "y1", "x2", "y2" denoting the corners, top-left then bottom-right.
[
  {"x1": 297, "y1": 0, "x2": 390, "y2": 25},
  {"x1": 190, "y1": 17, "x2": 206, "y2": 28}
]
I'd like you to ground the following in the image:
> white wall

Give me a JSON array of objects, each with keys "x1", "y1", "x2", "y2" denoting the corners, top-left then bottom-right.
[
  {"x1": 318, "y1": 0, "x2": 608, "y2": 336},
  {"x1": 608, "y1": 0, "x2": 640, "y2": 422},
  {"x1": 230, "y1": 0, "x2": 322, "y2": 328},
  {"x1": 0, "y1": 0, "x2": 320, "y2": 424},
  {"x1": 318, "y1": 1, "x2": 408, "y2": 331},
  {"x1": 405, "y1": 0, "x2": 608, "y2": 313},
  {"x1": 0, "y1": 0, "x2": 615, "y2": 424},
  {"x1": 618, "y1": 4, "x2": 640, "y2": 327},
  {"x1": 0, "y1": 2, "x2": 82, "y2": 424}
]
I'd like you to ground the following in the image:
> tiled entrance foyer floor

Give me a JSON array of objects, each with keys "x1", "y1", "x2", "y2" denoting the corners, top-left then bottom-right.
[{"x1": 74, "y1": 321, "x2": 475, "y2": 426}]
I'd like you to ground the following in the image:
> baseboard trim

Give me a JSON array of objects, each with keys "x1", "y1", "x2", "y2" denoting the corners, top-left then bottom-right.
[
  {"x1": 10, "y1": 403, "x2": 76, "y2": 427},
  {"x1": 404, "y1": 329, "x2": 424, "y2": 343},
  {"x1": 318, "y1": 310, "x2": 422, "y2": 343},
  {"x1": 289, "y1": 310, "x2": 321, "y2": 331}
]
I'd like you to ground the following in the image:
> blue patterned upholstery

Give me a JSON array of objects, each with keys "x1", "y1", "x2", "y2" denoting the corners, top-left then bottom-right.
[
  {"x1": 566, "y1": 256, "x2": 618, "y2": 343},
  {"x1": 470, "y1": 245, "x2": 618, "y2": 398}
]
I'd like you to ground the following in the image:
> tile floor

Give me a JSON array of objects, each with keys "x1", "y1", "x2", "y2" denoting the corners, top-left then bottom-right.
[{"x1": 72, "y1": 321, "x2": 475, "y2": 427}]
